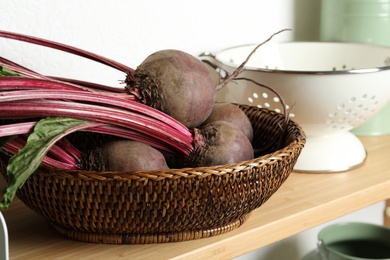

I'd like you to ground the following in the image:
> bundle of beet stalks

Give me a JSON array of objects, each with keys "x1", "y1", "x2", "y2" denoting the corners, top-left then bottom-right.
[{"x1": 0, "y1": 29, "x2": 289, "y2": 210}]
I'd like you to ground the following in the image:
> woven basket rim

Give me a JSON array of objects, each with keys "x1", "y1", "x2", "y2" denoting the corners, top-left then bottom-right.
[{"x1": 38, "y1": 112, "x2": 306, "y2": 181}]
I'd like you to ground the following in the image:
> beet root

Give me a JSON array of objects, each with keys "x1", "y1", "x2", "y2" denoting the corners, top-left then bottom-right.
[
  {"x1": 81, "y1": 140, "x2": 169, "y2": 172},
  {"x1": 202, "y1": 102, "x2": 253, "y2": 142},
  {"x1": 125, "y1": 49, "x2": 216, "y2": 128},
  {"x1": 183, "y1": 121, "x2": 254, "y2": 167}
]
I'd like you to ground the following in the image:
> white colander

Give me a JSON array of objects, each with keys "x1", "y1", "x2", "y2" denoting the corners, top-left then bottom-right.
[{"x1": 200, "y1": 42, "x2": 390, "y2": 172}]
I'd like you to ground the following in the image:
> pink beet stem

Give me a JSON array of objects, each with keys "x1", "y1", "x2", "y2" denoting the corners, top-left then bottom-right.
[
  {"x1": 0, "y1": 101, "x2": 192, "y2": 155},
  {"x1": 3, "y1": 136, "x2": 78, "y2": 170},
  {"x1": 0, "y1": 77, "x2": 191, "y2": 135},
  {"x1": 0, "y1": 30, "x2": 134, "y2": 74}
]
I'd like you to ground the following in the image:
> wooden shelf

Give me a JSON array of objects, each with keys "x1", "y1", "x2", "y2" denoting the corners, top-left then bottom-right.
[{"x1": 2, "y1": 135, "x2": 390, "y2": 260}]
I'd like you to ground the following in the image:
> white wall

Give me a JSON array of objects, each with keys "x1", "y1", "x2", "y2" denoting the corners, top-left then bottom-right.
[
  {"x1": 1, "y1": 1, "x2": 385, "y2": 259},
  {"x1": 0, "y1": 0, "x2": 294, "y2": 88}
]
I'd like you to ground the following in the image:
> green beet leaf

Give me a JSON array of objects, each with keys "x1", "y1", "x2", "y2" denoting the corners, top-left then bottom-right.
[
  {"x1": 0, "y1": 117, "x2": 92, "y2": 210},
  {"x1": 0, "y1": 65, "x2": 20, "y2": 77}
]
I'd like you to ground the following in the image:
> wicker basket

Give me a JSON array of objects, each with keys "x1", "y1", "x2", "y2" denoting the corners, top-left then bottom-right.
[{"x1": 1, "y1": 105, "x2": 305, "y2": 244}]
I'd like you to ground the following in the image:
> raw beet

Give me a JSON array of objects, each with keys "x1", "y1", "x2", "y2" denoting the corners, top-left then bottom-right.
[
  {"x1": 202, "y1": 102, "x2": 253, "y2": 142},
  {"x1": 82, "y1": 140, "x2": 169, "y2": 172},
  {"x1": 182, "y1": 121, "x2": 254, "y2": 167},
  {"x1": 125, "y1": 49, "x2": 216, "y2": 128}
]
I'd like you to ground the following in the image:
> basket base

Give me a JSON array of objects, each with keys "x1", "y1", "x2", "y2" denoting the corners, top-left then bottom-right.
[
  {"x1": 293, "y1": 131, "x2": 366, "y2": 173},
  {"x1": 49, "y1": 214, "x2": 250, "y2": 244}
]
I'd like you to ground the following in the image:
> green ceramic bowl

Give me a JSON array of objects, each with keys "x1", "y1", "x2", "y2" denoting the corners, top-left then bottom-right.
[{"x1": 318, "y1": 222, "x2": 390, "y2": 260}]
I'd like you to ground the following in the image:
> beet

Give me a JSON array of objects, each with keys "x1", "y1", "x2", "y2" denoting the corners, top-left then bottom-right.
[
  {"x1": 125, "y1": 49, "x2": 216, "y2": 128},
  {"x1": 82, "y1": 140, "x2": 169, "y2": 172},
  {"x1": 202, "y1": 102, "x2": 253, "y2": 142},
  {"x1": 183, "y1": 121, "x2": 254, "y2": 167}
]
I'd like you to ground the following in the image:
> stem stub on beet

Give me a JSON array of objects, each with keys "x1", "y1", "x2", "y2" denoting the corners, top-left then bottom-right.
[{"x1": 183, "y1": 121, "x2": 254, "y2": 167}]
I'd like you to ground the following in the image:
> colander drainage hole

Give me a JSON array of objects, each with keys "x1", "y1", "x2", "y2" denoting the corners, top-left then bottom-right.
[
  {"x1": 328, "y1": 94, "x2": 379, "y2": 129},
  {"x1": 247, "y1": 92, "x2": 295, "y2": 118}
]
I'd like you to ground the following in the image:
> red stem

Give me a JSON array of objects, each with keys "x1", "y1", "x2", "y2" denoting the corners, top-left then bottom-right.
[
  {"x1": 0, "y1": 101, "x2": 193, "y2": 155},
  {"x1": 48, "y1": 76, "x2": 125, "y2": 93},
  {"x1": 0, "y1": 125, "x2": 81, "y2": 167},
  {"x1": 54, "y1": 138, "x2": 82, "y2": 162},
  {"x1": 0, "y1": 78, "x2": 190, "y2": 135},
  {"x1": 0, "y1": 120, "x2": 176, "y2": 154},
  {"x1": 0, "y1": 76, "x2": 89, "y2": 91},
  {"x1": 0, "y1": 121, "x2": 36, "y2": 137},
  {"x1": 0, "y1": 57, "x2": 44, "y2": 79},
  {"x1": 0, "y1": 58, "x2": 122, "y2": 93},
  {"x1": 0, "y1": 30, "x2": 134, "y2": 74},
  {"x1": 3, "y1": 136, "x2": 78, "y2": 170}
]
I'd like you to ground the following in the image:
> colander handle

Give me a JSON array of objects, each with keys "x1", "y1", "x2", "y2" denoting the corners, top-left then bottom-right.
[
  {"x1": 198, "y1": 52, "x2": 220, "y2": 69},
  {"x1": 198, "y1": 52, "x2": 236, "y2": 79}
]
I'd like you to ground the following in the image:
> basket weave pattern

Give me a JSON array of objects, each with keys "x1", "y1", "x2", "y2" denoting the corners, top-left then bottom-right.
[{"x1": 1, "y1": 105, "x2": 305, "y2": 244}]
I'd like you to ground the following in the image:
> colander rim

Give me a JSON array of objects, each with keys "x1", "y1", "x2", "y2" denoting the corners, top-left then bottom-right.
[{"x1": 213, "y1": 41, "x2": 390, "y2": 75}]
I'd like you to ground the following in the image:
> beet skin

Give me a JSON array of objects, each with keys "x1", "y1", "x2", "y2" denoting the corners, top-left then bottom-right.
[
  {"x1": 184, "y1": 121, "x2": 254, "y2": 167},
  {"x1": 202, "y1": 102, "x2": 254, "y2": 142},
  {"x1": 125, "y1": 49, "x2": 216, "y2": 128},
  {"x1": 82, "y1": 140, "x2": 169, "y2": 172}
]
